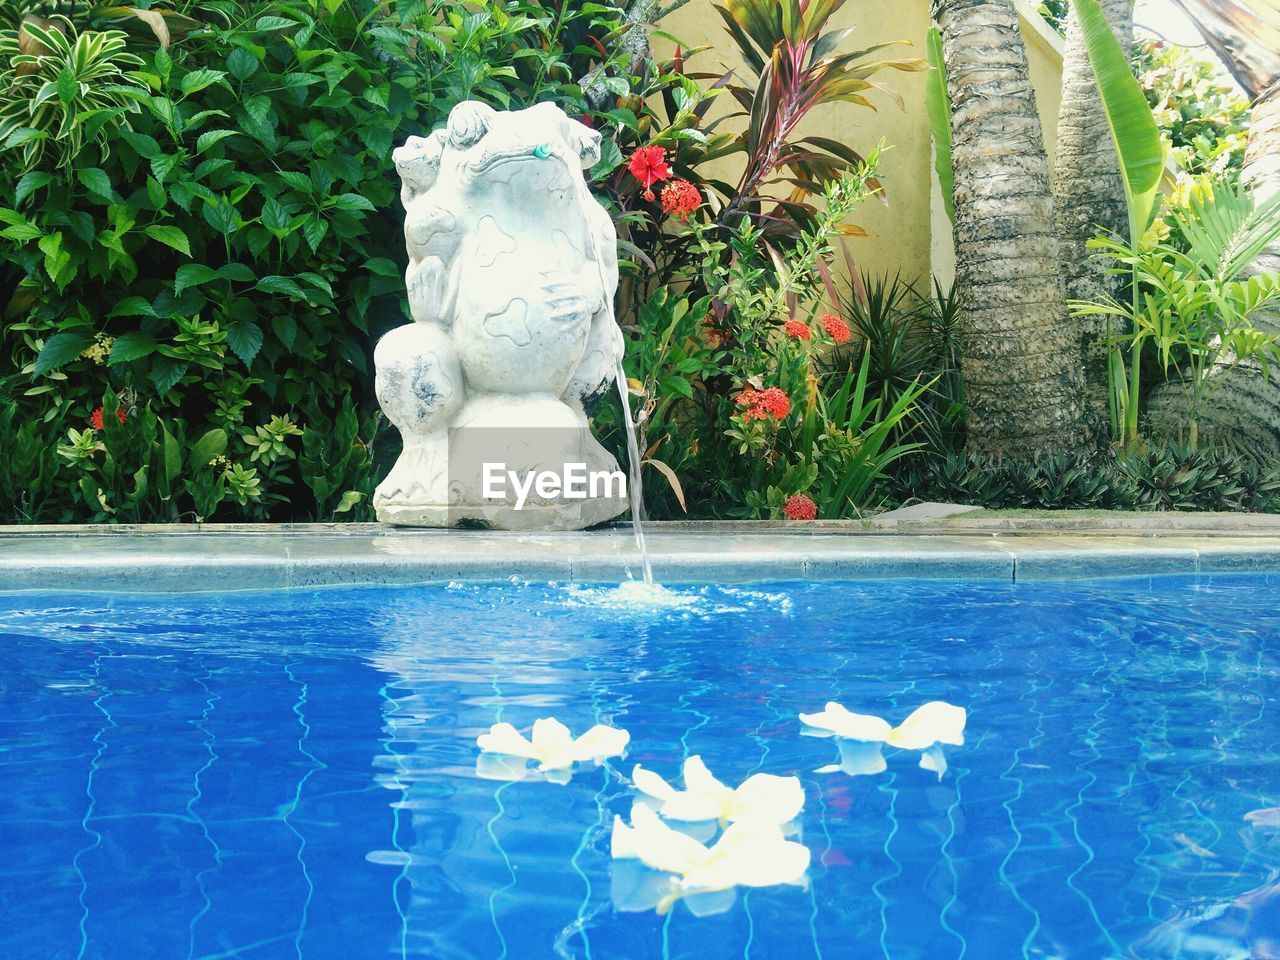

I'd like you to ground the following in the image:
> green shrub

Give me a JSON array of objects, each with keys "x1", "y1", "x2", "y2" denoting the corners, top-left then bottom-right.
[
  {"x1": 0, "y1": 0, "x2": 636, "y2": 522},
  {"x1": 893, "y1": 443, "x2": 1280, "y2": 513},
  {"x1": 1136, "y1": 38, "x2": 1251, "y2": 184}
]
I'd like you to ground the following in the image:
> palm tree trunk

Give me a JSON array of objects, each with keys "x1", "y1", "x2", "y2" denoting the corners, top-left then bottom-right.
[
  {"x1": 931, "y1": 0, "x2": 1087, "y2": 457},
  {"x1": 1054, "y1": 0, "x2": 1133, "y2": 441}
]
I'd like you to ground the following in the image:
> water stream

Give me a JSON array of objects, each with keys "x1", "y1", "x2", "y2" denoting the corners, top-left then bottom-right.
[
  {"x1": 565, "y1": 141, "x2": 654, "y2": 587},
  {"x1": 614, "y1": 357, "x2": 654, "y2": 586}
]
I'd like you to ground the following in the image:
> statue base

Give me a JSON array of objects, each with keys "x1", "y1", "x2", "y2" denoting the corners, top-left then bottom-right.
[{"x1": 373, "y1": 393, "x2": 628, "y2": 531}]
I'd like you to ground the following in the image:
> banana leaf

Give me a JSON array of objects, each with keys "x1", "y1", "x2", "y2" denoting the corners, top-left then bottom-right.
[{"x1": 1075, "y1": 0, "x2": 1169, "y2": 241}]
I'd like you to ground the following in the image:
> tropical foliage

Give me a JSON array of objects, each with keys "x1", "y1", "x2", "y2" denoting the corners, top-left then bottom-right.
[
  {"x1": 1071, "y1": 181, "x2": 1280, "y2": 450},
  {"x1": 0, "y1": 0, "x2": 643, "y2": 522},
  {"x1": 1137, "y1": 38, "x2": 1251, "y2": 184},
  {"x1": 0, "y1": 0, "x2": 1274, "y2": 524}
]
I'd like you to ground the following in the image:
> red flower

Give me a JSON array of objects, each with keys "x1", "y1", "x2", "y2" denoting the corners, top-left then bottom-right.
[
  {"x1": 89, "y1": 406, "x2": 127, "y2": 430},
  {"x1": 735, "y1": 386, "x2": 791, "y2": 422},
  {"x1": 735, "y1": 387, "x2": 761, "y2": 420},
  {"x1": 784, "y1": 493, "x2": 818, "y2": 521},
  {"x1": 628, "y1": 145, "x2": 672, "y2": 201},
  {"x1": 820, "y1": 313, "x2": 852, "y2": 344},
  {"x1": 783, "y1": 320, "x2": 811, "y2": 341},
  {"x1": 660, "y1": 178, "x2": 701, "y2": 220}
]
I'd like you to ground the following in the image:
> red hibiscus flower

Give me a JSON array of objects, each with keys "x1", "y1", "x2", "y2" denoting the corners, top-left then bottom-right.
[
  {"x1": 628, "y1": 145, "x2": 672, "y2": 201},
  {"x1": 784, "y1": 493, "x2": 818, "y2": 521},
  {"x1": 819, "y1": 313, "x2": 852, "y2": 344},
  {"x1": 660, "y1": 179, "x2": 701, "y2": 220},
  {"x1": 783, "y1": 320, "x2": 811, "y2": 341}
]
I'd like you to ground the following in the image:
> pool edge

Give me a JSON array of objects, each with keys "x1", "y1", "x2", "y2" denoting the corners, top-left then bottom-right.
[{"x1": 3, "y1": 528, "x2": 1280, "y2": 592}]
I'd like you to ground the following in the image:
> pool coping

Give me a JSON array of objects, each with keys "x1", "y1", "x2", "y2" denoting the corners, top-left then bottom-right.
[{"x1": 2, "y1": 522, "x2": 1280, "y2": 591}]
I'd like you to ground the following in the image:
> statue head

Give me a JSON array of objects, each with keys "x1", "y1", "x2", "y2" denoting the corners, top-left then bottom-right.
[{"x1": 394, "y1": 101, "x2": 602, "y2": 211}]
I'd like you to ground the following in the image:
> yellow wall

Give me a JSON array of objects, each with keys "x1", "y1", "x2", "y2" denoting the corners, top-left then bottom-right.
[{"x1": 654, "y1": 0, "x2": 1066, "y2": 292}]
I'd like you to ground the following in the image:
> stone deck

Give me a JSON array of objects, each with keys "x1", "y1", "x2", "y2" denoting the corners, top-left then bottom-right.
[{"x1": 2, "y1": 516, "x2": 1279, "y2": 592}]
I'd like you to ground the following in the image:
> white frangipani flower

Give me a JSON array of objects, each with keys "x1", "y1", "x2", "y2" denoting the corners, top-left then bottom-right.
[
  {"x1": 799, "y1": 700, "x2": 966, "y2": 749},
  {"x1": 631, "y1": 756, "x2": 804, "y2": 825},
  {"x1": 610, "y1": 803, "x2": 809, "y2": 913},
  {"x1": 476, "y1": 717, "x2": 629, "y2": 772}
]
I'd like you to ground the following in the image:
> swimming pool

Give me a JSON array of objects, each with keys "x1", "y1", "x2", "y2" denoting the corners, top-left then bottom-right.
[{"x1": 2, "y1": 574, "x2": 1277, "y2": 959}]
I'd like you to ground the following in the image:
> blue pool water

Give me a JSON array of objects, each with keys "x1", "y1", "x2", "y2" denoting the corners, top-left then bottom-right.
[{"x1": 2, "y1": 574, "x2": 1278, "y2": 959}]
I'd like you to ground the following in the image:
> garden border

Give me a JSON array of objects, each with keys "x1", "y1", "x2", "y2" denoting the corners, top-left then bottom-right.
[{"x1": 3, "y1": 516, "x2": 1280, "y2": 592}]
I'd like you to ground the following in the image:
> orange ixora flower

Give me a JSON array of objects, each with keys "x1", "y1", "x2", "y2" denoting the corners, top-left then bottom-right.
[
  {"x1": 819, "y1": 313, "x2": 852, "y2": 344},
  {"x1": 660, "y1": 178, "x2": 701, "y2": 220},
  {"x1": 628, "y1": 145, "x2": 672, "y2": 201},
  {"x1": 783, "y1": 320, "x2": 811, "y2": 341},
  {"x1": 783, "y1": 493, "x2": 818, "y2": 520},
  {"x1": 736, "y1": 386, "x2": 792, "y2": 422},
  {"x1": 90, "y1": 406, "x2": 127, "y2": 430}
]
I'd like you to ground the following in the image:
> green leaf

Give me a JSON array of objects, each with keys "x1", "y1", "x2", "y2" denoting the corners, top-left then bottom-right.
[
  {"x1": 144, "y1": 225, "x2": 191, "y2": 256},
  {"x1": 160, "y1": 421, "x2": 182, "y2": 490},
  {"x1": 255, "y1": 15, "x2": 299, "y2": 31},
  {"x1": 120, "y1": 130, "x2": 162, "y2": 159},
  {"x1": 15, "y1": 171, "x2": 53, "y2": 206},
  {"x1": 196, "y1": 129, "x2": 239, "y2": 154},
  {"x1": 364, "y1": 257, "x2": 399, "y2": 278},
  {"x1": 1, "y1": 223, "x2": 43, "y2": 241},
  {"x1": 109, "y1": 331, "x2": 158, "y2": 363},
  {"x1": 35, "y1": 331, "x2": 93, "y2": 375},
  {"x1": 38, "y1": 231, "x2": 70, "y2": 282},
  {"x1": 301, "y1": 214, "x2": 327, "y2": 251},
  {"x1": 77, "y1": 167, "x2": 114, "y2": 201},
  {"x1": 109, "y1": 296, "x2": 157, "y2": 318},
  {"x1": 334, "y1": 490, "x2": 363, "y2": 513},
  {"x1": 56, "y1": 67, "x2": 77, "y2": 108},
  {"x1": 227, "y1": 47, "x2": 259, "y2": 81},
  {"x1": 277, "y1": 171, "x2": 312, "y2": 192},
  {"x1": 924, "y1": 27, "x2": 954, "y2": 225},
  {"x1": 180, "y1": 69, "x2": 226, "y2": 96},
  {"x1": 272, "y1": 314, "x2": 297, "y2": 349},
  {"x1": 330, "y1": 192, "x2": 375, "y2": 212},
  {"x1": 225, "y1": 320, "x2": 263, "y2": 365},
  {"x1": 218, "y1": 262, "x2": 255, "y2": 282},
  {"x1": 151, "y1": 356, "x2": 188, "y2": 394},
  {"x1": 146, "y1": 176, "x2": 166, "y2": 209},
  {"x1": 154, "y1": 46, "x2": 173, "y2": 84},
  {"x1": 189, "y1": 428, "x2": 228, "y2": 469},
  {"x1": 1075, "y1": 0, "x2": 1168, "y2": 239},
  {"x1": 174, "y1": 263, "x2": 219, "y2": 294},
  {"x1": 255, "y1": 275, "x2": 307, "y2": 299}
]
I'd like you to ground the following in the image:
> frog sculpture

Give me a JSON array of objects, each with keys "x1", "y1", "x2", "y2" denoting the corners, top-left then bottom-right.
[{"x1": 373, "y1": 101, "x2": 628, "y2": 529}]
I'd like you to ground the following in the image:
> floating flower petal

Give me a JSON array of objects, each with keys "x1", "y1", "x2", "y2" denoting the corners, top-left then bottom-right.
[
  {"x1": 799, "y1": 700, "x2": 965, "y2": 751},
  {"x1": 799, "y1": 702, "x2": 893, "y2": 741},
  {"x1": 611, "y1": 804, "x2": 809, "y2": 913},
  {"x1": 887, "y1": 702, "x2": 966, "y2": 749},
  {"x1": 476, "y1": 717, "x2": 629, "y2": 772},
  {"x1": 631, "y1": 756, "x2": 803, "y2": 825}
]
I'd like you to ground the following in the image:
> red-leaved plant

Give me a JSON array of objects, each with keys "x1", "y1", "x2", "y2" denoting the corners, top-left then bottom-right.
[{"x1": 715, "y1": 0, "x2": 927, "y2": 233}]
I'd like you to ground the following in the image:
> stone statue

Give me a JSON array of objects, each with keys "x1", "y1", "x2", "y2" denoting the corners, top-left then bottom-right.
[{"x1": 373, "y1": 101, "x2": 628, "y2": 530}]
